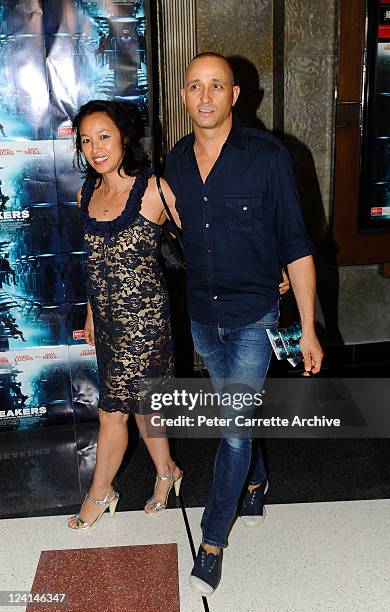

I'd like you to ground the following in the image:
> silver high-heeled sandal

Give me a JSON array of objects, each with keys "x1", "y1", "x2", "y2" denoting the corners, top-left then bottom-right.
[
  {"x1": 68, "y1": 489, "x2": 119, "y2": 530},
  {"x1": 144, "y1": 463, "x2": 183, "y2": 515}
]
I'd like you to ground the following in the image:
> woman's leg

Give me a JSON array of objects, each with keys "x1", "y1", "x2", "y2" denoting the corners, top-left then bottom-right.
[
  {"x1": 68, "y1": 408, "x2": 129, "y2": 527},
  {"x1": 134, "y1": 413, "x2": 182, "y2": 511}
]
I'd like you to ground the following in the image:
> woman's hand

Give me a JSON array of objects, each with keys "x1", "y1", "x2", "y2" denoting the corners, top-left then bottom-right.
[
  {"x1": 279, "y1": 268, "x2": 290, "y2": 295},
  {"x1": 84, "y1": 317, "x2": 95, "y2": 345},
  {"x1": 84, "y1": 305, "x2": 95, "y2": 345}
]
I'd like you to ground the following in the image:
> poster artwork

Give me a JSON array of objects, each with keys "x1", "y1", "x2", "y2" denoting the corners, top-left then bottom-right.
[{"x1": 0, "y1": 0, "x2": 150, "y2": 430}]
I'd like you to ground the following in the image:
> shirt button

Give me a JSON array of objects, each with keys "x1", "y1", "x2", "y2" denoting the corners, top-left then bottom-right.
[
  {"x1": 203, "y1": 196, "x2": 208, "y2": 202},
  {"x1": 213, "y1": 295, "x2": 218, "y2": 300},
  {"x1": 242, "y1": 206, "x2": 248, "y2": 211},
  {"x1": 205, "y1": 223, "x2": 209, "y2": 228},
  {"x1": 207, "y1": 249, "x2": 211, "y2": 254}
]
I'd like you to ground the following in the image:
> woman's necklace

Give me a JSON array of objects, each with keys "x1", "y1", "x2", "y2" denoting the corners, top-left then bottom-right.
[{"x1": 101, "y1": 181, "x2": 131, "y2": 215}]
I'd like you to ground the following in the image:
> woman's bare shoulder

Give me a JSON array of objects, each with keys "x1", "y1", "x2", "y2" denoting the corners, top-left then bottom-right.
[{"x1": 146, "y1": 175, "x2": 175, "y2": 204}]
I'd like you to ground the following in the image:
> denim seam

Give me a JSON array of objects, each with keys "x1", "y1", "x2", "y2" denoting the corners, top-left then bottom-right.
[
  {"x1": 202, "y1": 534, "x2": 227, "y2": 549},
  {"x1": 252, "y1": 319, "x2": 279, "y2": 328}
]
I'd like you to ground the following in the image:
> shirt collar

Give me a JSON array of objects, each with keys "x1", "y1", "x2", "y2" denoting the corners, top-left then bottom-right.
[
  {"x1": 226, "y1": 115, "x2": 247, "y2": 150},
  {"x1": 177, "y1": 115, "x2": 247, "y2": 156}
]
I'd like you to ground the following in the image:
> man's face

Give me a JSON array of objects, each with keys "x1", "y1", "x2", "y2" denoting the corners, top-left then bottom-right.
[{"x1": 181, "y1": 56, "x2": 240, "y2": 130}]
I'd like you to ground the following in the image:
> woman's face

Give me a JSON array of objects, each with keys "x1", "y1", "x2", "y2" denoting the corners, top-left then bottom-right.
[{"x1": 79, "y1": 111, "x2": 124, "y2": 174}]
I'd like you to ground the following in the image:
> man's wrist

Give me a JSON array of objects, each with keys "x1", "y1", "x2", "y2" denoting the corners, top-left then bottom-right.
[{"x1": 301, "y1": 321, "x2": 316, "y2": 334}]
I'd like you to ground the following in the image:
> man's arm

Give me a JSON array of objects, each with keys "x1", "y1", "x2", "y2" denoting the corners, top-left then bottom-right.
[{"x1": 287, "y1": 255, "x2": 323, "y2": 374}]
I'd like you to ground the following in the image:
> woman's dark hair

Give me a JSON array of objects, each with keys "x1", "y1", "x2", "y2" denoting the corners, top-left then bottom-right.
[{"x1": 72, "y1": 99, "x2": 149, "y2": 180}]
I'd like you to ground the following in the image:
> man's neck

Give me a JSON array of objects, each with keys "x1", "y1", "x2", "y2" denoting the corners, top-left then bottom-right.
[{"x1": 193, "y1": 116, "x2": 233, "y2": 159}]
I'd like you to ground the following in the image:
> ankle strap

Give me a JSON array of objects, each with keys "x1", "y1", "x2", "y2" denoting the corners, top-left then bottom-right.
[
  {"x1": 155, "y1": 462, "x2": 176, "y2": 482},
  {"x1": 85, "y1": 489, "x2": 113, "y2": 505},
  {"x1": 155, "y1": 474, "x2": 174, "y2": 482}
]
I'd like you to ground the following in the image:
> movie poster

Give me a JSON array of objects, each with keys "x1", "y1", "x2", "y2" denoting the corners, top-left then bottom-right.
[
  {"x1": 0, "y1": 9, "x2": 51, "y2": 141},
  {"x1": 0, "y1": 0, "x2": 151, "y2": 431},
  {"x1": 0, "y1": 345, "x2": 72, "y2": 431},
  {"x1": 69, "y1": 343, "x2": 99, "y2": 422},
  {"x1": 45, "y1": 0, "x2": 149, "y2": 140},
  {"x1": 0, "y1": 141, "x2": 66, "y2": 353}
]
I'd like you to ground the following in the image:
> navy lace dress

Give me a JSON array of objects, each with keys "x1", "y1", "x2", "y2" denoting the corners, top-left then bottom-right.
[{"x1": 79, "y1": 167, "x2": 174, "y2": 414}]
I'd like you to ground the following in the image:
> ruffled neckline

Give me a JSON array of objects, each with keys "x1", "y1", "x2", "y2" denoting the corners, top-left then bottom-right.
[{"x1": 80, "y1": 166, "x2": 152, "y2": 237}]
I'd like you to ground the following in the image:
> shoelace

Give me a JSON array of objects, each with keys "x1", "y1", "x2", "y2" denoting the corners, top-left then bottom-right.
[
  {"x1": 200, "y1": 550, "x2": 218, "y2": 573},
  {"x1": 243, "y1": 487, "x2": 262, "y2": 508}
]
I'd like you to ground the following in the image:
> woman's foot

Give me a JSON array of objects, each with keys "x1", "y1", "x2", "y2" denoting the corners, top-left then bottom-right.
[
  {"x1": 68, "y1": 486, "x2": 116, "y2": 529},
  {"x1": 144, "y1": 463, "x2": 183, "y2": 514}
]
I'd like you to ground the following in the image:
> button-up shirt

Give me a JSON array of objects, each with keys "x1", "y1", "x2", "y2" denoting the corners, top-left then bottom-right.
[{"x1": 164, "y1": 118, "x2": 315, "y2": 327}]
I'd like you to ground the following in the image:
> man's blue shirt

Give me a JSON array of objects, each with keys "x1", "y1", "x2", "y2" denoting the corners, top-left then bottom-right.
[{"x1": 164, "y1": 118, "x2": 315, "y2": 327}]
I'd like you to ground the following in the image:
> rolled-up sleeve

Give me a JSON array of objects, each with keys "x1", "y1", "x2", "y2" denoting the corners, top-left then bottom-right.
[{"x1": 270, "y1": 146, "x2": 316, "y2": 266}]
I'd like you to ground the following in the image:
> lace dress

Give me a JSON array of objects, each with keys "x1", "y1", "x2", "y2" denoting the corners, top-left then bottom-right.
[{"x1": 79, "y1": 167, "x2": 174, "y2": 414}]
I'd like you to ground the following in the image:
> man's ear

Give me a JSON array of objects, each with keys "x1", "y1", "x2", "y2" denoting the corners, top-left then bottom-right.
[
  {"x1": 180, "y1": 88, "x2": 187, "y2": 107},
  {"x1": 232, "y1": 84, "x2": 240, "y2": 107}
]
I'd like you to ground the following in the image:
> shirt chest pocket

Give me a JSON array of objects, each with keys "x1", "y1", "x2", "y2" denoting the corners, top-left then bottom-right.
[{"x1": 225, "y1": 195, "x2": 263, "y2": 234}]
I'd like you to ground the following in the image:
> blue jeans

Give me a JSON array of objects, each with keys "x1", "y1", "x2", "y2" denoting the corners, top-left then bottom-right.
[{"x1": 191, "y1": 304, "x2": 279, "y2": 549}]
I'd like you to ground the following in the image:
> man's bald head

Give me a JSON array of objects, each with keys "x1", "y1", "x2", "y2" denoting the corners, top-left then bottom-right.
[
  {"x1": 181, "y1": 51, "x2": 240, "y2": 132},
  {"x1": 185, "y1": 52, "x2": 235, "y2": 86}
]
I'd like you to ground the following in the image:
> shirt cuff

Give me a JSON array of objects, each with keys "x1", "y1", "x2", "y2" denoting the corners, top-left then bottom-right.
[{"x1": 278, "y1": 237, "x2": 317, "y2": 266}]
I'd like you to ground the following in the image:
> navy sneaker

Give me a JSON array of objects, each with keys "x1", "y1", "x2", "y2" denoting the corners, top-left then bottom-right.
[
  {"x1": 189, "y1": 545, "x2": 223, "y2": 596},
  {"x1": 239, "y1": 480, "x2": 269, "y2": 527}
]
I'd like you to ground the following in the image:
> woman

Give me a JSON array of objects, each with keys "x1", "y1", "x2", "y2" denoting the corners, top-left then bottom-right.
[{"x1": 68, "y1": 100, "x2": 181, "y2": 529}]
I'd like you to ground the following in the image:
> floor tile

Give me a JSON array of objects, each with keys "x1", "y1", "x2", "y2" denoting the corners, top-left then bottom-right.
[
  {"x1": 26, "y1": 544, "x2": 179, "y2": 612},
  {"x1": 0, "y1": 508, "x2": 204, "y2": 612},
  {"x1": 185, "y1": 500, "x2": 390, "y2": 612}
]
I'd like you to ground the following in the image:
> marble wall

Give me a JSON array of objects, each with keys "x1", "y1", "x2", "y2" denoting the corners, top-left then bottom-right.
[
  {"x1": 283, "y1": 1, "x2": 341, "y2": 344},
  {"x1": 195, "y1": 0, "x2": 390, "y2": 345},
  {"x1": 284, "y1": 0, "x2": 336, "y2": 217},
  {"x1": 196, "y1": 0, "x2": 274, "y2": 129}
]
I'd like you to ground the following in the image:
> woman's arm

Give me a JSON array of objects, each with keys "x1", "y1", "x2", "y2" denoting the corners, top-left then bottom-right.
[
  {"x1": 155, "y1": 177, "x2": 181, "y2": 228},
  {"x1": 76, "y1": 186, "x2": 94, "y2": 345}
]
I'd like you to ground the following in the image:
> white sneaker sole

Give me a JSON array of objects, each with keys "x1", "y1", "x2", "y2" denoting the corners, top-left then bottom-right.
[
  {"x1": 239, "y1": 505, "x2": 266, "y2": 527},
  {"x1": 239, "y1": 480, "x2": 269, "y2": 528},
  {"x1": 189, "y1": 574, "x2": 216, "y2": 597}
]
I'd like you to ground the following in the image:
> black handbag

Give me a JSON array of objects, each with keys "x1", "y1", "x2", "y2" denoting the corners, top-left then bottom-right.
[{"x1": 156, "y1": 175, "x2": 186, "y2": 273}]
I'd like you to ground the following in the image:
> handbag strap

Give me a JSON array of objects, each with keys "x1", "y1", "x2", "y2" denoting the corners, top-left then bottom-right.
[{"x1": 156, "y1": 175, "x2": 177, "y2": 228}]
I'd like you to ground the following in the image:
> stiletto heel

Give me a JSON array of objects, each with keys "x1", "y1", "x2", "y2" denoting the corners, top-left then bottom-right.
[
  {"x1": 174, "y1": 474, "x2": 183, "y2": 497},
  {"x1": 144, "y1": 463, "x2": 183, "y2": 515},
  {"x1": 109, "y1": 495, "x2": 119, "y2": 518},
  {"x1": 68, "y1": 489, "x2": 119, "y2": 530}
]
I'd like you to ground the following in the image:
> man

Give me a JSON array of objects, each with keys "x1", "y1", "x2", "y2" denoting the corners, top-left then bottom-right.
[{"x1": 164, "y1": 52, "x2": 323, "y2": 596}]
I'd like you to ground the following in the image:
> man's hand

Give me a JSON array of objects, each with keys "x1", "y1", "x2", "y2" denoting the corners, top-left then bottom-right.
[
  {"x1": 300, "y1": 329, "x2": 323, "y2": 375},
  {"x1": 278, "y1": 268, "x2": 290, "y2": 295},
  {"x1": 286, "y1": 255, "x2": 324, "y2": 375}
]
